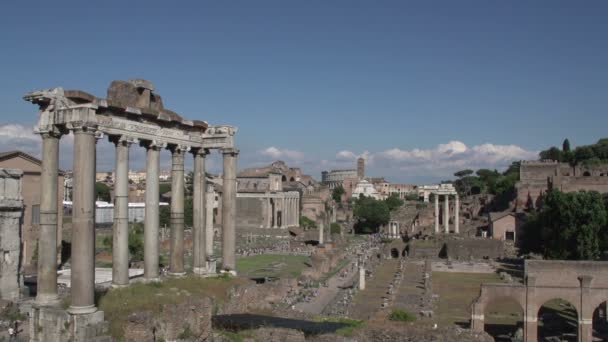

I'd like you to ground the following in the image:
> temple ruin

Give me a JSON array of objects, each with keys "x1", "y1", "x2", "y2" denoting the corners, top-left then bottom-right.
[{"x1": 23, "y1": 79, "x2": 238, "y2": 341}]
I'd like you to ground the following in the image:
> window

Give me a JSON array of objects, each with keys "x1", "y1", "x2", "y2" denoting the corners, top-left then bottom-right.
[
  {"x1": 505, "y1": 231, "x2": 515, "y2": 241},
  {"x1": 31, "y1": 204, "x2": 40, "y2": 225}
]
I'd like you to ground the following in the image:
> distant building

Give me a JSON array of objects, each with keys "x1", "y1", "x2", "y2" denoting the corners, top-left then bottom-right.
[
  {"x1": 357, "y1": 157, "x2": 365, "y2": 179},
  {"x1": 515, "y1": 160, "x2": 608, "y2": 211},
  {"x1": 488, "y1": 211, "x2": 524, "y2": 242},
  {"x1": 0, "y1": 151, "x2": 65, "y2": 272},
  {"x1": 352, "y1": 179, "x2": 382, "y2": 200},
  {"x1": 321, "y1": 169, "x2": 358, "y2": 189}
]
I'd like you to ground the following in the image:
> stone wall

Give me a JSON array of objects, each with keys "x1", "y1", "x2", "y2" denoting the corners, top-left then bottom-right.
[
  {"x1": 445, "y1": 238, "x2": 504, "y2": 260},
  {"x1": 236, "y1": 196, "x2": 266, "y2": 228},
  {"x1": 0, "y1": 168, "x2": 23, "y2": 300}
]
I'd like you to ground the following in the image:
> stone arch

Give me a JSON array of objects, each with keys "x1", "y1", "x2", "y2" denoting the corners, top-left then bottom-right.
[
  {"x1": 583, "y1": 171, "x2": 591, "y2": 176},
  {"x1": 290, "y1": 177, "x2": 295, "y2": 182},
  {"x1": 482, "y1": 296, "x2": 525, "y2": 340},
  {"x1": 591, "y1": 302, "x2": 608, "y2": 342},
  {"x1": 390, "y1": 248, "x2": 399, "y2": 258},
  {"x1": 537, "y1": 297, "x2": 579, "y2": 341},
  {"x1": 281, "y1": 175, "x2": 287, "y2": 182},
  {"x1": 471, "y1": 284, "x2": 526, "y2": 333}
]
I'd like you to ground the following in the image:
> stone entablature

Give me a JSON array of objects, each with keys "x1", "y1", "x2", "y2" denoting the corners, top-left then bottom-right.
[{"x1": 472, "y1": 260, "x2": 608, "y2": 342}]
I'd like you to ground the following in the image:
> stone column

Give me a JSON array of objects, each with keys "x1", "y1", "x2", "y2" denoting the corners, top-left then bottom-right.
[
  {"x1": 265, "y1": 196, "x2": 271, "y2": 228},
  {"x1": 444, "y1": 195, "x2": 449, "y2": 233},
  {"x1": 455, "y1": 194, "x2": 460, "y2": 234},
  {"x1": 319, "y1": 222, "x2": 324, "y2": 245},
  {"x1": 68, "y1": 126, "x2": 97, "y2": 314},
  {"x1": 221, "y1": 148, "x2": 238, "y2": 273},
  {"x1": 359, "y1": 265, "x2": 366, "y2": 290},
  {"x1": 434, "y1": 194, "x2": 439, "y2": 234},
  {"x1": 205, "y1": 183, "x2": 215, "y2": 270},
  {"x1": 111, "y1": 136, "x2": 133, "y2": 287},
  {"x1": 36, "y1": 131, "x2": 61, "y2": 305},
  {"x1": 144, "y1": 142, "x2": 162, "y2": 281},
  {"x1": 169, "y1": 145, "x2": 187, "y2": 276},
  {"x1": 192, "y1": 149, "x2": 208, "y2": 275},
  {"x1": 272, "y1": 197, "x2": 278, "y2": 228}
]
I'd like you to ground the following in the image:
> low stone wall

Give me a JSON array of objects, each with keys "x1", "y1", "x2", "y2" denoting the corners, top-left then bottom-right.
[
  {"x1": 124, "y1": 296, "x2": 213, "y2": 341},
  {"x1": 445, "y1": 238, "x2": 504, "y2": 260}
]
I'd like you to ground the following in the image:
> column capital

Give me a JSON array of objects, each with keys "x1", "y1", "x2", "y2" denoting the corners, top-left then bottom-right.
[
  {"x1": 110, "y1": 135, "x2": 139, "y2": 147},
  {"x1": 142, "y1": 139, "x2": 167, "y2": 151},
  {"x1": 192, "y1": 148, "x2": 210, "y2": 157},
  {"x1": 222, "y1": 147, "x2": 239, "y2": 156},
  {"x1": 67, "y1": 124, "x2": 98, "y2": 135},
  {"x1": 169, "y1": 144, "x2": 191, "y2": 154},
  {"x1": 38, "y1": 126, "x2": 65, "y2": 139}
]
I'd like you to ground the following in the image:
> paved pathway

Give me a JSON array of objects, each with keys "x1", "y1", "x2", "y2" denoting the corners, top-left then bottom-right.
[{"x1": 294, "y1": 259, "x2": 358, "y2": 315}]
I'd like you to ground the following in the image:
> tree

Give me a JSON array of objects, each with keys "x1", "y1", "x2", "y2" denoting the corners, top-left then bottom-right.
[
  {"x1": 299, "y1": 216, "x2": 317, "y2": 229},
  {"x1": 385, "y1": 194, "x2": 404, "y2": 211},
  {"x1": 95, "y1": 182, "x2": 111, "y2": 202},
  {"x1": 562, "y1": 138, "x2": 571, "y2": 152},
  {"x1": 332, "y1": 185, "x2": 345, "y2": 203},
  {"x1": 523, "y1": 190, "x2": 608, "y2": 260},
  {"x1": 539, "y1": 146, "x2": 562, "y2": 162},
  {"x1": 454, "y1": 169, "x2": 474, "y2": 196},
  {"x1": 454, "y1": 169, "x2": 474, "y2": 178},
  {"x1": 353, "y1": 197, "x2": 390, "y2": 234}
]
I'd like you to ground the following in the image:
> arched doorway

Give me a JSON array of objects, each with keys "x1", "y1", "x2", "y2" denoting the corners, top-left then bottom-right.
[
  {"x1": 390, "y1": 248, "x2": 399, "y2": 258},
  {"x1": 483, "y1": 297, "x2": 524, "y2": 342},
  {"x1": 592, "y1": 302, "x2": 608, "y2": 341},
  {"x1": 538, "y1": 298, "x2": 578, "y2": 342}
]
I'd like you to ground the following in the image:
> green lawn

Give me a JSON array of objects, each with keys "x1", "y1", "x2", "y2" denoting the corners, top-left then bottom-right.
[{"x1": 236, "y1": 254, "x2": 310, "y2": 279}]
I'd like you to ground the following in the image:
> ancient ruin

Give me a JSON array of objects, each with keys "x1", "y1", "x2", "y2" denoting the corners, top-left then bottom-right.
[
  {"x1": 23, "y1": 79, "x2": 238, "y2": 341},
  {"x1": 418, "y1": 183, "x2": 460, "y2": 233},
  {"x1": 0, "y1": 168, "x2": 23, "y2": 301},
  {"x1": 472, "y1": 260, "x2": 608, "y2": 342}
]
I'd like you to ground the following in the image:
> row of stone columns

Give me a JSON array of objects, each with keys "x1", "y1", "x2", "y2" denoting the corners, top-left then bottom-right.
[
  {"x1": 266, "y1": 193, "x2": 299, "y2": 228},
  {"x1": 35, "y1": 128, "x2": 239, "y2": 313},
  {"x1": 433, "y1": 193, "x2": 460, "y2": 234}
]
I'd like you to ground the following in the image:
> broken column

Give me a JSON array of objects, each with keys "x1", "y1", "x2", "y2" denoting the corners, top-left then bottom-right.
[
  {"x1": 455, "y1": 194, "x2": 460, "y2": 234},
  {"x1": 0, "y1": 168, "x2": 23, "y2": 301},
  {"x1": 319, "y1": 222, "x2": 324, "y2": 245},
  {"x1": 169, "y1": 145, "x2": 186, "y2": 276},
  {"x1": 221, "y1": 148, "x2": 238, "y2": 273}
]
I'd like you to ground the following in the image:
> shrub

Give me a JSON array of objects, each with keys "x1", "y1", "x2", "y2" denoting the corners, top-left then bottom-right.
[
  {"x1": 388, "y1": 309, "x2": 416, "y2": 322},
  {"x1": 330, "y1": 222, "x2": 341, "y2": 234}
]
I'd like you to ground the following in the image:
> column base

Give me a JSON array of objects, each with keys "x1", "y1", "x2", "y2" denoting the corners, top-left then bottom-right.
[
  {"x1": 206, "y1": 259, "x2": 217, "y2": 274},
  {"x1": 142, "y1": 277, "x2": 161, "y2": 283},
  {"x1": 67, "y1": 304, "x2": 97, "y2": 315},
  {"x1": 31, "y1": 306, "x2": 108, "y2": 342},
  {"x1": 193, "y1": 267, "x2": 207, "y2": 275},
  {"x1": 36, "y1": 293, "x2": 61, "y2": 307},
  {"x1": 168, "y1": 272, "x2": 186, "y2": 277},
  {"x1": 220, "y1": 270, "x2": 237, "y2": 276},
  {"x1": 111, "y1": 283, "x2": 129, "y2": 289}
]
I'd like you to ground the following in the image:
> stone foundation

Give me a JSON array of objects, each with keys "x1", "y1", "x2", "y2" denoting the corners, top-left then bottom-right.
[{"x1": 29, "y1": 306, "x2": 110, "y2": 342}]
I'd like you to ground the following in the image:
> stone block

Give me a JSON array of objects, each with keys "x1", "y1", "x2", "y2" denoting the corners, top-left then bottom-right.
[{"x1": 30, "y1": 306, "x2": 110, "y2": 342}]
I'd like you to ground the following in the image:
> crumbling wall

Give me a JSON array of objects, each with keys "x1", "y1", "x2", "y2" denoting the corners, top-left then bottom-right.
[
  {"x1": 445, "y1": 238, "x2": 504, "y2": 261},
  {"x1": 0, "y1": 168, "x2": 23, "y2": 300}
]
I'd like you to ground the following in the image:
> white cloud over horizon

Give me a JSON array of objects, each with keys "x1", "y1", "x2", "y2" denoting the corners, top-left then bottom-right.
[{"x1": 0, "y1": 124, "x2": 537, "y2": 183}]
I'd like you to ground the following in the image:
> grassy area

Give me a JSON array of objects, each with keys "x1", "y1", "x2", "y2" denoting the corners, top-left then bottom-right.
[
  {"x1": 314, "y1": 317, "x2": 365, "y2": 336},
  {"x1": 389, "y1": 309, "x2": 417, "y2": 322},
  {"x1": 98, "y1": 275, "x2": 246, "y2": 341},
  {"x1": 236, "y1": 254, "x2": 310, "y2": 279},
  {"x1": 432, "y1": 272, "x2": 510, "y2": 326}
]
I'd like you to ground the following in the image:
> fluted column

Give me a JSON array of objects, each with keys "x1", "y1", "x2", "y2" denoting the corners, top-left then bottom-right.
[
  {"x1": 144, "y1": 142, "x2": 162, "y2": 281},
  {"x1": 221, "y1": 148, "x2": 238, "y2": 272},
  {"x1": 111, "y1": 136, "x2": 134, "y2": 287},
  {"x1": 266, "y1": 196, "x2": 272, "y2": 228},
  {"x1": 272, "y1": 197, "x2": 278, "y2": 228},
  {"x1": 192, "y1": 149, "x2": 208, "y2": 275},
  {"x1": 444, "y1": 195, "x2": 449, "y2": 233},
  {"x1": 455, "y1": 194, "x2": 460, "y2": 234},
  {"x1": 36, "y1": 131, "x2": 61, "y2": 306},
  {"x1": 434, "y1": 194, "x2": 439, "y2": 234},
  {"x1": 68, "y1": 126, "x2": 97, "y2": 315},
  {"x1": 169, "y1": 145, "x2": 187, "y2": 276}
]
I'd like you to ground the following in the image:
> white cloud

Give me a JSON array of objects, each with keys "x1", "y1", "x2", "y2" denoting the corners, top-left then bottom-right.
[
  {"x1": 259, "y1": 146, "x2": 305, "y2": 161},
  {"x1": 336, "y1": 150, "x2": 357, "y2": 160}
]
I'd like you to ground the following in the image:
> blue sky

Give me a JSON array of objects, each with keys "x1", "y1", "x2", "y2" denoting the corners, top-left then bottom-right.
[{"x1": 1, "y1": 1, "x2": 607, "y2": 183}]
